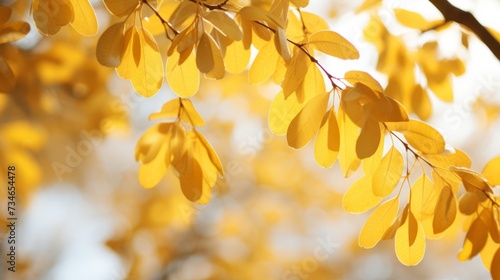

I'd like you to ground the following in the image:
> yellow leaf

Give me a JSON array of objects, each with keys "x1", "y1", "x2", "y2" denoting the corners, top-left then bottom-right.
[
  {"x1": 290, "y1": 0, "x2": 309, "y2": 8},
  {"x1": 149, "y1": 99, "x2": 181, "y2": 121},
  {"x1": 356, "y1": 118, "x2": 381, "y2": 159},
  {"x1": 249, "y1": 38, "x2": 279, "y2": 84},
  {"x1": 492, "y1": 248, "x2": 500, "y2": 280},
  {"x1": 426, "y1": 148, "x2": 471, "y2": 169},
  {"x1": 96, "y1": 22, "x2": 125, "y2": 67},
  {"x1": 179, "y1": 158, "x2": 204, "y2": 202},
  {"x1": 194, "y1": 130, "x2": 224, "y2": 176},
  {"x1": 371, "y1": 97, "x2": 409, "y2": 122},
  {"x1": 69, "y1": 0, "x2": 98, "y2": 36},
  {"x1": 394, "y1": 8, "x2": 443, "y2": 30},
  {"x1": 482, "y1": 155, "x2": 500, "y2": 186},
  {"x1": 0, "y1": 21, "x2": 31, "y2": 44},
  {"x1": 395, "y1": 209, "x2": 426, "y2": 265},
  {"x1": 373, "y1": 146, "x2": 404, "y2": 197},
  {"x1": 344, "y1": 71, "x2": 383, "y2": 93},
  {"x1": 449, "y1": 166, "x2": 492, "y2": 193},
  {"x1": 362, "y1": 130, "x2": 384, "y2": 175},
  {"x1": 117, "y1": 27, "x2": 139, "y2": 79},
  {"x1": 309, "y1": 30, "x2": 359, "y2": 59},
  {"x1": 300, "y1": 11, "x2": 329, "y2": 33},
  {"x1": 338, "y1": 105, "x2": 361, "y2": 177},
  {"x1": 138, "y1": 136, "x2": 170, "y2": 189},
  {"x1": 458, "y1": 192, "x2": 481, "y2": 216},
  {"x1": 314, "y1": 108, "x2": 340, "y2": 167},
  {"x1": 411, "y1": 85, "x2": 432, "y2": 120},
  {"x1": 224, "y1": 39, "x2": 250, "y2": 74},
  {"x1": 180, "y1": 99, "x2": 205, "y2": 126},
  {"x1": 282, "y1": 48, "x2": 311, "y2": 97},
  {"x1": 287, "y1": 92, "x2": 329, "y2": 149},
  {"x1": 458, "y1": 217, "x2": 488, "y2": 261},
  {"x1": 274, "y1": 27, "x2": 291, "y2": 61},
  {"x1": 386, "y1": 119, "x2": 445, "y2": 154},
  {"x1": 197, "y1": 32, "x2": 225, "y2": 79},
  {"x1": 410, "y1": 175, "x2": 438, "y2": 221},
  {"x1": 205, "y1": 10, "x2": 242, "y2": 41},
  {"x1": 239, "y1": 6, "x2": 285, "y2": 29},
  {"x1": 433, "y1": 185, "x2": 457, "y2": 234},
  {"x1": 359, "y1": 197, "x2": 399, "y2": 248},
  {"x1": 103, "y1": 0, "x2": 138, "y2": 17},
  {"x1": 0, "y1": 58, "x2": 14, "y2": 92},
  {"x1": 167, "y1": 47, "x2": 200, "y2": 98},
  {"x1": 130, "y1": 28, "x2": 164, "y2": 97},
  {"x1": 343, "y1": 174, "x2": 383, "y2": 213}
]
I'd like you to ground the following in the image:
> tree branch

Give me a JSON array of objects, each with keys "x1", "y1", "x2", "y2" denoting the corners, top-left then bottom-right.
[{"x1": 428, "y1": 0, "x2": 500, "y2": 61}]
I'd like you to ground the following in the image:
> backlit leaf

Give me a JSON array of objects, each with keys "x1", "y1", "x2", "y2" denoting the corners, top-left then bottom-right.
[
  {"x1": 194, "y1": 130, "x2": 224, "y2": 176},
  {"x1": 458, "y1": 217, "x2": 488, "y2": 261},
  {"x1": 179, "y1": 158, "x2": 203, "y2": 202},
  {"x1": 167, "y1": 47, "x2": 200, "y2": 97},
  {"x1": 69, "y1": 0, "x2": 98, "y2": 36},
  {"x1": 395, "y1": 209, "x2": 426, "y2": 265},
  {"x1": 149, "y1": 99, "x2": 181, "y2": 121},
  {"x1": 410, "y1": 175, "x2": 438, "y2": 221},
  {"x1": 282, "y1": 48, "x2": 311, "y2": 97},
  {"x1": 309, "y1": 30, "x2": 359, "y2": 59},
  {"x1": 482, "y1": 155, "x2": 500, "y2": 186},
  {"x1": 287, "y1": 92, "x2": 329, "y2": 149},
  {"x1": 356, "y1": 118, "x2": 381, "y2": 159},
  {"x1": 103, "y1": 0, "x2": 138, "y2": 17},
  {"x1": 359, "y1": 197, "x2": 399, "y2": 248},
  {"x1": 344, "y1": 71, "x2": 383, "y2": 93},
  {"x1": 338, "y1": 105, "x2": 361, "y2": 177},
  {"x1": 411, "y1": 85, "x2": 432, "y2": 120},
  {"x1": 249, "y1": 38, "x2": 279, "y2": 84},
  {"x1": 138, "y1": 137, "x2": 170, "y2": 189},
  {"x1": 433, "y1": 185, "x2": 457, "y2": 234},
  {"x1": 314, "y1": 108, "x2": 340, "y2": 167},
  {"x1": 180, "y1": 99, "x2": 205, "y2": 126},
  {"x1": 197, "y1": 33, "x2": 225, "y2": 79},
  {"x1": 450, "y1": 166, "x2": 492, "y2": 193},
  {"x1": 0, "y1": 58, "x2": 15, "y2": 92},
  {"x1": 386, "y1": 119, "x2": 445, "y2": 154},
  {"x1": 205, "y1": 10, "x2": 242, "y2": 41},
  {"x1": 239, "y1": 6, "x2": 285, "y2": 29},
  {"x1": 224, "y1": 39, "x2": 250, "y2": 74},
  {"x1": 96, "y1": 22, "x2": 125, "y2": 67},
  {"x1": 373, "y1": 146, "x2": 404, "y2": 197},
  {"x1": 343, "y1": 174, "x2": 382, "y2": 213},
  {"x1": 274, "y1": 27, "x2": 291, "y2": 61}
]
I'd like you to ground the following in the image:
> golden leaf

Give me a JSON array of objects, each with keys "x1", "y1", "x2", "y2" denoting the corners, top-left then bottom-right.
[
  {"x1": 197, "y1": 32, "x2": 225, "y2": 79},
  {"x1": 309, "y1": 30, "x2": 359, "y2": 59},
  {"x1": 344, "y1": 71, "x2": 383, "y2": 93},
  {"x1": 103, "y1": 0, "x2": 138, "y2": 17},
  {"x1": 287, "y1": 92, "x2": 329, "y2": 149},
  {"x1": 433, "y1": 185, "x2": 457, "y2": 234},
  {"x1": 449, "y1": 166, "x2": 492, "y2": 193},
  {"x1": 167, "y1": 47, "x2": 200, "y2": 98},
  {"x1": 482, "y1": 155, "x2": 500, "y2": 186},
  {"x1": 0, "y1": 21, "x2": 31, "y2": 44},
  {"x1": 180, "y1": 99, "x2": 205, "y2": 126},
  {"x1": 458, "y1": 217, "x2": 488, "y2": 261},
  {"x1": 338, "y1": 105, "x2": 361, "y2": 177},
  {"x1": 249, "y1": 37, "x2": 279, "y2": 84},
  {"x1": 395, "y1": 209, "x2": 426, "y2": 266},
  {"x1": 282, "y1": 48, "x2": 311, "y2": 97},
  {"x1": 0, "y1": 58, "x2": 14, "y2": 92},
  {"x1": 343, "y1": 174, "x2": 382, "y2": 213},
  {"x1": 356, "y1": 118, "x2": 381, "y2": 159},
  {"x1": 359, "y1": 197, "x2": 399, "y2": 248},
  {"x1": 314, "y1": 108, "x2": 340, "y2": 167},
  {"x1": 411, "y1": 85, "x2": 432, "y2": 120},
  {"x1": 224, "y1": 39, "x2": 251, "y2": 74},
  {"x1": 69, "y1": 0, "x2": 98, "y2": 36},
  {"x1": 386, "y1": 119, "x2": 445, "y2": 154},
  {"x1": 410, "y1": 175, "x2": 438, "y2": 221},
  {"x1": 205, "y1": 10, "x2": 243, "y2": 41},
  {"x1": 179, "y1": 158, "x2": 204, "y2": 202},
  {"x1": 96, "y1": 22, "x2": 125, "y2": 67},
  {"x1": 372, "y1": 146, "x2": 404, "y2": 197}
]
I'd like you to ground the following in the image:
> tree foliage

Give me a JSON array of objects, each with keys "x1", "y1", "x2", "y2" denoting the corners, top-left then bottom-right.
[{"x1": 2, "y1": 0, "x2": 500, "y2": 279}]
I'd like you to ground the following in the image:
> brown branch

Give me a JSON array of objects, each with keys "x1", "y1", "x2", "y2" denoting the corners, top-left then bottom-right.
[{"x1": 428, "y1": 0, "x2": 500, "y2": 61}]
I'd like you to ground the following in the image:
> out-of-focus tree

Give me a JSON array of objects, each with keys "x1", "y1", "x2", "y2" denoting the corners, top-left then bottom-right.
[{"x1": 1, "y1": 0, "x2": 500, "y2": 279}]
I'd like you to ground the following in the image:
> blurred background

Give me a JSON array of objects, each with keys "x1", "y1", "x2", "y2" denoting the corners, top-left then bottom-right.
[{"x1": 1, "y1": 0, "x2": 500, "y2": 279}]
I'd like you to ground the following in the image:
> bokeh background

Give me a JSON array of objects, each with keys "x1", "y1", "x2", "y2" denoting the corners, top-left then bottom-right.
[{"x1": 1, "y1": 0, "x2": 500, "y2": 279}]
